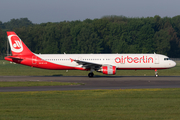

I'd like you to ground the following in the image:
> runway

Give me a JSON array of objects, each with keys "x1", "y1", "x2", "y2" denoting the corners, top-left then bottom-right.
[{"x1": 0, "y1": 76, "x2": 180, "y2": 92}]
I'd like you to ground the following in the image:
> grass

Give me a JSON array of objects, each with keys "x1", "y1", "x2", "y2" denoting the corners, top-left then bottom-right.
[
  {"x1": 0, "y1": 88, "x2": 180, "y2": 120},
  {"x1": 0, "y1": 60, "x2": 180, "y2": 76},
  {"x1": 0, "y1": 81, "x2": 81, "y2": 87}
]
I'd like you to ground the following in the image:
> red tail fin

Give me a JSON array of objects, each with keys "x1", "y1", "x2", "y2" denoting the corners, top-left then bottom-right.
[{"x1": 7, "y1": 31, "x2": 33, "y2": 56}]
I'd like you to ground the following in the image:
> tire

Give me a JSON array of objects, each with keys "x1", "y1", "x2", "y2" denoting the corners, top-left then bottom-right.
[{"x1": 88, "y1": 73, "x2": 94, "y2": 78}]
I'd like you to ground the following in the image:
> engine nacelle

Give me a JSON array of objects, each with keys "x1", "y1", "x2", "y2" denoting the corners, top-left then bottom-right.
[{"x1": 100, "y1": 65, "x2": 116, "y2": 75}]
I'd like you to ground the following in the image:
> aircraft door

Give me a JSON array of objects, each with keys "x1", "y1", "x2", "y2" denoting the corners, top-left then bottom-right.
[
  {"x1": 32, "y1": 56, "x2": 37, "y2": 64},
  {"x1": 155, "y1": 55, "x2": 159, "y2": 64},
  {"x1": 78, "y1": 57, "x2": 82, "y2": 60}
]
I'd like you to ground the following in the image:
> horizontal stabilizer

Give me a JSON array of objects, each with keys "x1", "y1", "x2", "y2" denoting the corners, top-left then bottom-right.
[{"x1": 4, "y1": 56, "x2": 23, "y2": 62}]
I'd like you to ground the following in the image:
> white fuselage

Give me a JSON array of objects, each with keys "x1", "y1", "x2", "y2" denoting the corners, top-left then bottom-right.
[{"x1": 35, "y1": 53, "x2": 176, "y2": 70}]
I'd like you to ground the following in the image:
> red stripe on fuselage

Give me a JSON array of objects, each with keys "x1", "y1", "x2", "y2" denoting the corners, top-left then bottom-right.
[{"x1": 117, "y1": 68, "x2": 168, "y2": 70}]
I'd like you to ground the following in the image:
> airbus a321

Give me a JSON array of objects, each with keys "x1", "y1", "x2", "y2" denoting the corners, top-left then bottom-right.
[{"x1": 5, "y1": 31, "x2": 176, "y2": 77}]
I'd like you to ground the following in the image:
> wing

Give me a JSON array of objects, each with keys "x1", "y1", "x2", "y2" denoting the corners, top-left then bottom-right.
[{"x1": 70, "y1": 58, "x2": 102, "y2": 70}]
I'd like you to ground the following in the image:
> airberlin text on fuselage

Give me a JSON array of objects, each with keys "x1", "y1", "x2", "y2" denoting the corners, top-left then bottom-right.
[{"x1": 115, "y1": 56, "x2": 153, "y2": 63}]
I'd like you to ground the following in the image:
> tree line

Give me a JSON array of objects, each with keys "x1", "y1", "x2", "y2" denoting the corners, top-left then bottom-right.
[{"x1": 0, "y1": 15, "x2": 180, "y2": 57}]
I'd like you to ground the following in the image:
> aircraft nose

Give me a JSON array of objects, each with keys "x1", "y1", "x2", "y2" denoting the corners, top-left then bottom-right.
[{"x1": 171, "y1": 61, "x2": 176, "y2": 67}]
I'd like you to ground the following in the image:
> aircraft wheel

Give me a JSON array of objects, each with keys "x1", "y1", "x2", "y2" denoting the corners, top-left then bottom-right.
[{"x1": 88, "y1": 72, "x2": 94, "y2": 78}]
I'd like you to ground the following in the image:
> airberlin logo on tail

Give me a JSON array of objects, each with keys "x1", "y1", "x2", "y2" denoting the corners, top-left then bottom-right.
[
  {"x1": 8, "y1": 35, "x2": 23, "y2": 53},
  {"x1": 13, "y1": 40, "x2": 21, "y2": 49}
]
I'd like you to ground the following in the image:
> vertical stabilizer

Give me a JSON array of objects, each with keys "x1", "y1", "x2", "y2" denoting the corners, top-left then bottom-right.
[{"x1": 7, "y1": 31, "x2": 33, "y2": 56}]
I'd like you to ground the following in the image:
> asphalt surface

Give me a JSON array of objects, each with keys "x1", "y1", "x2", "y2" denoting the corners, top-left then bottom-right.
[{"x1": 0, "y1": 76, "x2": 180, "y2": 92}]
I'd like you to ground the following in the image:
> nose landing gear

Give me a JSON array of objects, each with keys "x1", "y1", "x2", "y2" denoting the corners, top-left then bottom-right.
[{"x1": 155, "y1": 69, "x2": 158, "y2": 77}]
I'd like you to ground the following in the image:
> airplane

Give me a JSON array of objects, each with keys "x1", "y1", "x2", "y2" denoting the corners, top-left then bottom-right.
[{"x1": 5, "y1": 31, "x2": 176, "y2": 77}]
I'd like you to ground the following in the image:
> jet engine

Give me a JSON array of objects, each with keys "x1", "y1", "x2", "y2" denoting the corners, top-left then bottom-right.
[{"x1": 98, "y1": 65, "x2": 116, "y2": 75}]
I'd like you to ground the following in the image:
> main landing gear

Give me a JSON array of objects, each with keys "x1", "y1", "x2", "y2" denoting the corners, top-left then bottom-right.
[
  {"x1": 155, "y1": 69, "x2": 158, "y2": 77},
  {"x1": 88, "y1": 68, "x2": 94, "y2": 78},
  {"x1": 88, "y1": 72, "x2": 94, "y2": 78}
]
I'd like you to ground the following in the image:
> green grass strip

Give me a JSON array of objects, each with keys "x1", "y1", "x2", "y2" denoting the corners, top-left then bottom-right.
[
  {"x1": 0, "y1": 81, "x2": 80, "y2": 87},
  {"x1": 0, "y1": 88, "x2": 180, "y2": 120}
]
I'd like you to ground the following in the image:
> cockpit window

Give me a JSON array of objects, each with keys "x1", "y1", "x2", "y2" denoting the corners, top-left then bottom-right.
[{"x1": 164, "y1": 58, "x2": 170, "y2": 60}]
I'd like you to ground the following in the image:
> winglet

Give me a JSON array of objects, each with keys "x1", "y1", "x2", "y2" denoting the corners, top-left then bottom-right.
[{"x1": 70, "y1": 58, "x2": 74, "y2": 62}]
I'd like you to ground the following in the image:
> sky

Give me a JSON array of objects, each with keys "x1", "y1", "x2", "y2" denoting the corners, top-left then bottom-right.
[{"x1": 0, "y1": 0, "x2": 180, "y2": 24}]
